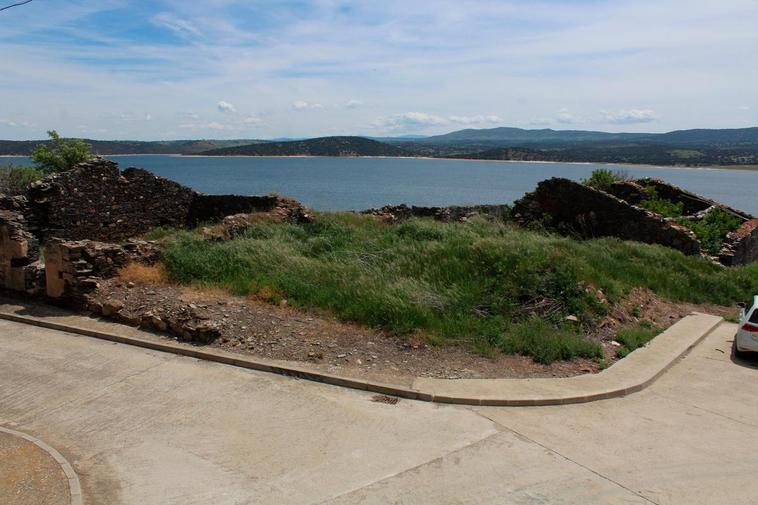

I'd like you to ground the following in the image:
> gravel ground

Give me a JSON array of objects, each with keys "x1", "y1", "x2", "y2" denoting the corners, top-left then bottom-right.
[{"x1": 87, "y1": 279, "x2": 737, "y2": 383}]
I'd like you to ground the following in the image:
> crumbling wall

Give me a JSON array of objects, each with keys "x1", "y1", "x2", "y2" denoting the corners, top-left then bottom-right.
[
  {"x1": 44, "y1": 239, "x2": 160, "y2": 304},
  {"x1": 0, "y1": 210, "x2": 44, "y2": 294},
  {"x1": 513, "y1": 178, "x2": 702, "y2": 255},
  {"x1": 719, "y1": 219, "x2": 758, "y2": 266},
  {"x1": 362, "y1": 204, "x2": 511, "y2": 223},
  {"x1": 188, "y1": 194, "x2": 279, "y2": 225},
  {"x1": 634, "y1": 178, "x2": 752, "y2": 220},
  {"x1": 27, "y1": 159, "x2": 195, "y2": 242}
]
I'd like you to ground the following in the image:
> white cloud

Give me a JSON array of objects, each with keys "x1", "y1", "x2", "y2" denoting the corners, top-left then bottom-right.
[
  {"x1": 217, "y1": 101, "x2": 237, "y2": 113},
  {"x1": 0, "y1": 118, "x2": 35, "y2": 128},
  {"x1": 345, "y1": 99, "x2": 363, "y2": 109},
  {"x1": 448, "y1": 115, "x2": 503, "y2": 125},
  {"x1": 118, "y1": 113, "x2": 152, "y2": 122},
  {"x1": 179, "y1": 121, "x2": 235, "y2": 131},
  {"x1": 372, "y1": 112, "x2": 448, "y2": 131},
  {"x1": 292, "y1": 100, "x2": 324, "y2": 110},
  {"x1": 242, "y1": 115, "x2": 262, "y2": 125},
  {"x1": 602, "y1": 108, "x2": 657, "y2": 124},
  {"x1": 556, "y1": 108, "x2": 578, "y2": 124},
  {"x1": 150, "y1": 12, "x2": 202, "y2": 38}
]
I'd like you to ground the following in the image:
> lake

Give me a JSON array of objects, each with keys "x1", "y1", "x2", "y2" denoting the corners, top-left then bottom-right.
[{"x1": 5, "y1": 155, "x2": 758, "y2": 215}]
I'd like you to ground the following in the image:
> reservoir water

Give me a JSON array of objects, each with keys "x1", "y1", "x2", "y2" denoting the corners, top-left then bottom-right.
[{"x1": 5, "y1": 155, "x2": 758, "y2": 215}]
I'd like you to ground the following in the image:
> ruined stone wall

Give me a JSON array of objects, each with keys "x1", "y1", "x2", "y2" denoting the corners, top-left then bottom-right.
[
  {"x1": 635, "y1": 178, "x2": 753, "y2": 220},
  {"x1": 513, "y1": 178, "x2": 702, "y2": 255},
  {"x1": 0, "y1": 210, "x2": 44, "y2": 294},
  {"x1": 27, "y1": 159, "x2": 196, "y2": 242},
  {"x1": 362, "y1": 204, "x2": 511, "y2": 223},
  {"x1": 719, "y1": 219, "x2": 758, "y2": 266},
  {"x1": 188, "y1": 194, "x2": 279, "y2": 225},
  {"x1": 44, "y1": 239, "x2": 160, "y2": 305}
]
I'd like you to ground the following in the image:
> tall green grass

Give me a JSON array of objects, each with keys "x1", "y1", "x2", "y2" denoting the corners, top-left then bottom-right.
[{"x1": 160, "y1": 213, "x2": 758, "y2": 362}]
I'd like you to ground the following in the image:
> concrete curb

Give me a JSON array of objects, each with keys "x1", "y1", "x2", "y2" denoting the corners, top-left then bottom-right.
[
  {"x1": 0, "y1": 426, "x2": 84, "y2": 505},
  {"x1": 0, "y1": 308, "x2": 723, "y2": 407}
]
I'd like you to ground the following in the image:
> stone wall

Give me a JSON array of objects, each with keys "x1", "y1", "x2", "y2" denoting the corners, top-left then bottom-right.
[
  {"x1": 27, "y1": 159, "x2": 196, "y2": 242},
  {"x1": 634, "y1": 178, "x2": 752, "y2": 220},
  {"x1": 24, "y1": 158, "x2": 313, "y2": 242},
  {"x1": 513, "y1": 178, "x2": 702, "y2": 255},
  {"x1": 0, "y1": 210, "x2": 44, "y2": 294},
  {"x1": 719, "y1": 219, "x2": 758, "y2": 267},
  {"x1": 361, "y1": 204, "x2": 511, "y2": 223},
  {"x1": 44, "y1": 238, "x2": 160, "y2": 305},
  {"x1": 188, "y1": 194, "x2": 279, "y2": 225}
]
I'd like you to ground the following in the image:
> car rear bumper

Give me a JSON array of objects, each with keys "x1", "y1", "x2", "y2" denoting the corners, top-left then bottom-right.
[{"x1": 736, "y1": 330, "x2": 758, "y2": 353}]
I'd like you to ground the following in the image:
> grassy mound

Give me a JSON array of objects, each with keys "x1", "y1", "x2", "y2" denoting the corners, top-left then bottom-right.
[{"x1": 159, "y1": 214, "x2": 758, "y2": 363}]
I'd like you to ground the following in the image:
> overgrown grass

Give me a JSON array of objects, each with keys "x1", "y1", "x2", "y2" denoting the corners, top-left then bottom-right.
[
  {"x1": 159, "y1": 214, "x2": 758, "y2": 363},
  {"x1": 638, "y1": 186, "x2": 684, "y2": 217},
  {"x1": 615, "y1": 321, "x2": 661, "y2": 358},
  {"x1": 0, "y1": 164, "x2": 44, "y2": 195}
]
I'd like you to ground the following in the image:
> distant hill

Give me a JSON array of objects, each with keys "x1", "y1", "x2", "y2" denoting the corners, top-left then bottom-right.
[
  {"x1": 420, "y1": 126, "x2": 758, "y2": 148},
  {"x1": 420, "y1": 127, "x2": 646, "y2": 146},
  {"x1": 201, "y1": 136, "x2": 410, "y2": 157},
  {"x1": 0, "y1": 139, "x2": 264, "y2": 156}
]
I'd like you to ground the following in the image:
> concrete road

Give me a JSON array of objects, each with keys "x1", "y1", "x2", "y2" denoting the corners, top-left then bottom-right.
[{"x1": 0, "y1": 319, "x2": 755, "y2": 505}]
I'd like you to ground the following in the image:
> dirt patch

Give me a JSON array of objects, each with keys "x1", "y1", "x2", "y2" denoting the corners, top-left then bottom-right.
[{"x1": 86, "y1": 280, "x2": 736, "y2": 383}]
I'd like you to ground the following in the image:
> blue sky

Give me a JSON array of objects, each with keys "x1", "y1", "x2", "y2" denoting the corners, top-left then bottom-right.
[{"x1": 1, "y1": 0, "x2": 756, "y2": 140}]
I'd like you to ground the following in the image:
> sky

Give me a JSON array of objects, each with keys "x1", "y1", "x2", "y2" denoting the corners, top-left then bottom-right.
[{"x1": 0, "y1": 0, "x2": 756, "y2": 140}]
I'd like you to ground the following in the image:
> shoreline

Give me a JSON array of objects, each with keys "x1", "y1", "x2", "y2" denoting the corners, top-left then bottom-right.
[{"x1": 2, "y1": 154, "x2": 756, "y2": 171}]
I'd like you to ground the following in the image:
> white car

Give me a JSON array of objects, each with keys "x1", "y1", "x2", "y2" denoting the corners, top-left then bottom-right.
[{"x1": 736, "y1": 296, "x2": 758, "y2": 356}]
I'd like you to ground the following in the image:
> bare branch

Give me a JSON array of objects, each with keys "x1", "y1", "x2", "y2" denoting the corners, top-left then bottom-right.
[{"x1": 0, "y1": 0, "x2": 33, "y2": 12}]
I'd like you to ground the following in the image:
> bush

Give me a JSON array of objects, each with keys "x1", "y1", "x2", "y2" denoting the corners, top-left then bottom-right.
[
  {"x1": 638, "y1": 188, "x2": 684, "y2": 217},
  {"x1": 0, "y1": 164, "x2": 44, "y2": 195},
  {"x1": 678, "y1": 208, "x2": 743, "y2": 255},
  {"x1": 31, "y1": 130, "x2": 93, "y2": 173},
  {"x1": 582, "y1": 169, "x2": 624, "y2": 192}
]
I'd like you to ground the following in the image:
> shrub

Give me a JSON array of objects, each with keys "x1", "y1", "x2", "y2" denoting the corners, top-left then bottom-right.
[
  {"x1": 31, "y1": 130, "x2": 93, "y2": 173},
  {"x1": 638, "y1": 187, "x2": 684, "y2": 217},
  {"x1": 582, "y1": 169, "x2": 621, "y2": 192},
  {"x1": 0, "y1": 164, "x2": 43, "y2": 195},
  {"x1": 678, "y1": 208, "x2": 743, "y2": 255}
]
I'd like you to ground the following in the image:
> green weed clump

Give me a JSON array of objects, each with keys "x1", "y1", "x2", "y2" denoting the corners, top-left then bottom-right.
[
  {"x1": 638, "y1": 187, "x2": 684, "y2": 217},
  {"x1": 615, "y1": 322, "x2": 660, "y2": 358},
  {"x1": 160, "y1": 213, "x2": 758, "y2": 363},
  {"x1": 499, "y1": 317, "x2": 602, "y2": 364},
  {"x1": 678, "y1": 208, "x2": 743, "y2": 255}
]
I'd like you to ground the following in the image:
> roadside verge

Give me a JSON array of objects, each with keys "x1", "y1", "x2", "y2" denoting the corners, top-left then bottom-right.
[{"x1": 0, "y1": 299, "x2": 723, "y2": 406}]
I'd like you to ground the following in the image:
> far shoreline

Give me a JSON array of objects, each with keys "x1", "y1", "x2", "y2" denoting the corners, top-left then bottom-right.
[{"x1": 2, "y1": 153, "x2": 757, "y2": 172}]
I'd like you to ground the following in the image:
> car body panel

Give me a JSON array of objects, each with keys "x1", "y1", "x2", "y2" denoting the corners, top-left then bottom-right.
[{"x1": 736, "y1": 295, "x2": 758, "y2": 353}]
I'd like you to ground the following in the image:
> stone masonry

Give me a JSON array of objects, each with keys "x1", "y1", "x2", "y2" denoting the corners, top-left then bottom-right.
[{"x1": 513, "y1": 178, "x2": 703, "y2": 256}]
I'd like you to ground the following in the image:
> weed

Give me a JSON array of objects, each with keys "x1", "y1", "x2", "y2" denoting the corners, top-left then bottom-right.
[{"x1": 159, "y1": 214, "x2": 758, "y2": 363}]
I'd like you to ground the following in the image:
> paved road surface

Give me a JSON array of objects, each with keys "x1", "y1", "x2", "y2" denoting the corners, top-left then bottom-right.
[{"x1": 0, "y1": 319, "x2": 755, "y2": 504}]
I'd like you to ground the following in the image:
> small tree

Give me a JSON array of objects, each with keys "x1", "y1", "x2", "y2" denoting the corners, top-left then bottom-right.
[
  {"x1": 582, "y1": 169, "x2": 621, "y2": 192},
  {"x1": 30, "y1": 130, "x2": 93, "y2": 173}
]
